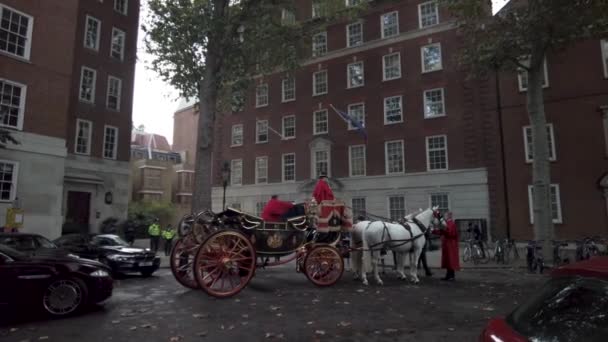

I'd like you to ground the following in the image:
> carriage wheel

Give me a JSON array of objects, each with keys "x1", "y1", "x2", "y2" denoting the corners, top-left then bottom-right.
[
  {"x1": 304, "y1": 245, "x2": 344, "y2": 287},
  {"x1": 170, "y1": 235, "x2": 200, "y2": 289},
  {"x1": 194, "y1": 230, "x2": 256, "y2": 298}
]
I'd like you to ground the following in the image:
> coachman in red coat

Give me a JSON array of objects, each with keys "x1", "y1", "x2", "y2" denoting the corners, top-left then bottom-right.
[
  {"x1": 433, "y1": 212, "x2": 460, "y2": 281},
  {"x1": 312, "y1": 174, "x2": 334, "y2": 203},
  {"x1": 261, "y1": 195, "x2": 294, "y2": 222}
]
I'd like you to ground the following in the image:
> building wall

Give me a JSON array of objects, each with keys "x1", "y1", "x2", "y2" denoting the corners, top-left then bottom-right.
[{"x1": 173, "y1": 106, "x2": 199, "y2": 165}]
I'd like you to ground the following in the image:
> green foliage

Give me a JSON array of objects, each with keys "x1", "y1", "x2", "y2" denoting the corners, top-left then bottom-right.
[{"x1": 128, "y1": 200, "x2": 176, "y2": 226}]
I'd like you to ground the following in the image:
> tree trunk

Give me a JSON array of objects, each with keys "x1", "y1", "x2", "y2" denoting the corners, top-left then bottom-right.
[{"x1": 526, "y1": 50, "x2": 554, "y2": 265}]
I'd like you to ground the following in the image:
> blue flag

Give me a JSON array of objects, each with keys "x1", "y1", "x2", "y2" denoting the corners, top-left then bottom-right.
[{"x1": 330, "y1": 104, "x2": 367, "y2": 142}]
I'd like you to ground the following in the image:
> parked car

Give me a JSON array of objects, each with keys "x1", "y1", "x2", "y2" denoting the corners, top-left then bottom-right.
[
  {"x1": 479, "y1": 257, "x2": 608, "y2": 342},
  {"x1": 0, "y1": 244, "x2": 113, "y2": 317},
  {"x1": 54, "y1": 234, "x2": 160, "y2": 277},
  {"x1": 0, "y1": 233, "x2": 71, "y2": 257}
]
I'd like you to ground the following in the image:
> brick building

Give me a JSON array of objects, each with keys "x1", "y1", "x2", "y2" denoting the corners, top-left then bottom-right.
[{"x1": 0, "y1": 0, "x2": 140, "y2": 238}]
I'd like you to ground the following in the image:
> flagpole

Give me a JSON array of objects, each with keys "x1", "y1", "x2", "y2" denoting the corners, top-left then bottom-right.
[
  {"x1": 329, "y1": 104, "x2": 350, "y2": 125},
  {"x1": 256, "y1": 118, "x2": 284, "y2": 140}
]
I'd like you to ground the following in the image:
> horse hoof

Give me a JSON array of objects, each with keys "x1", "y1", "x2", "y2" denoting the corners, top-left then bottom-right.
[
  {"x1": 377, "y1": 280, "x2": 384, "y2": 286},
  {"x1": 362, "y1": 280, "x2": 369, "y2": 286}
]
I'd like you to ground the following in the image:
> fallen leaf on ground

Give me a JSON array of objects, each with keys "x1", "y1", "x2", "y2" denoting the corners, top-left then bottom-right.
[
  {"x1": 356, "y1": 289, "x2": 365, "y2": 293},
  {"x1": 197, "y1": 331, "x2": 208, "y2": 337},
  {"x1": 38, "y1": 337, "x2": 49, "y2": 341},
  {"x1": 343, "y1": 301, "x2": 350, "y2": 305},
  {"x1": 265, "y1": 332, "x2": 275, "y2": 338},
  {"x1": 242, "y1": 314, "x2": 249, "y2": 318},
  {"x1": 169, "y1": 336, "x2": 182, "y2": 342},
  {"x1": 448, "y1": 328, "x2": 455, "y2": 331},
  {"x1": 385, "y1": 329, "x2": 398, "y2": 334},
  {"x1": 140, "y1": 323, "x2": 152, "y2": 329},
  {"x1": 241, "y1": 322, "x2": 248, "y2": 326},
  {"x1": 338, "y1": 321, "x2": 351, "y2": 327},
  {"x1": 270, "y1": 306, "x2": 281, "y2": 311},
  {"x1": 234, "y1": 299, "x2": 241, "y2": 303},
  {"x1": 193, "y1": 313, "x2": 209, "y2": 319},
  {"x1": 10, "y1": 328, "x2": 18, "y2": 333},
  {"x1": 307, "y1": 322, "x2": 314, "y2": 325},
  {"x1": 129, "y1": 327, "x2": 137, "y2": 331},
  {"x1": 315, "y1": 330, "x2": 325, "y2": 335},
  {"x1": 111, "y1": 320, "x2": 120, "y2": 324},
  {"x1": 276, "y1": 313, "x2": 283, "y2": 317},
  {"x1": 482, "y1": 307, "x2": 495, "y2": 311}
]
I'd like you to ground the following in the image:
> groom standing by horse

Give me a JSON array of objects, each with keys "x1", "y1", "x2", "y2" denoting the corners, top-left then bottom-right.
[{"x1": 433, "y1": 212, "x2": 460, "y2": 281}]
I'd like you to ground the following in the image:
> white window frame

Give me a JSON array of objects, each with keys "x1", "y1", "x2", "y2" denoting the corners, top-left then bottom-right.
[
  {"x1": 114, "y1": 0, "x2": 129, "y2": 15},
  {"x1": 230, "y1": 159, "x2": 243, "y2": 186},
  {"x1": 384, "y1": 95, "x2": 403, "y2": 125},
  {"x1": 255, "y1": 83, "x2": 269, "y2": 107},
  {"x1": 312, "y1": 32, "x2": 327, "y2": 57},
  {"x1": 346, "y1": 22, "x2": 363, "y2": 48},
  {"x1": 103, "y1": 125, "x2": 119, "y2": 160},
  {"x1": 347, "y1": 103, "x2": 365, "y2": 130},
  {"x1": 418, "y1": 1, "x2": 440, "y2": 29},
  {"x1": 388, "y1": 195, "x2": 406, "y2": 221},
  {"x1": 429, "y1": 192, "x2": 450, "y2": 213},
  {"x1": 231, "y1": 124, "x2": 243, "y2": 147},
  {"x1": 426, "y1": 134, "x2": 449, "y2": 171},
  {"x1": 0, "y1": 159, "x2": 19, "y2": 202},
  {"x1": 523, "y1": 124, "x2": 557, "y2": 163},
  {"x1": 385, "y1": 140, "x2": 405, "y2": 175},
  {"x1": 517, "y1": 58, "x2": 549, "y2": 92},
  {"x1": 347, "y1": 61, "x2": 365, "y2": 88},
  {"x1": 75, "y1": 119, "x2": 93, "y2": 155},
  {"x1": 602, "y1": 40, "x2": 608, "y2": 79},
  {"x1": 383, "y1": 52, "x2": 401, "y2": 81},
  {"x1": 256, "y1": 120, "x2": 269, "y2": 144},
  {"x1": 282, "y1": 77, "x2": 296, "y2": 102},
  {"x1": 0, "y1": 78, "x2": 26, "y2": 130},
  {"x1": 106, "y1": 76, "x2": 122, "y2": 111},
  {"x1": 111, "y1": 28, "x2": 126, "y2": 61},
  {"x1": 381, "y1": 11, "x2": 399, "y2": 39},
  {"x1": 528, "y1": 184, "x2": 563, "y2": 224},
  {"x1": 0, "y1": 4, "x2": 34, "y2": 60},
  {"x1": 313, "y1": 109, "x2": 328, "y2": 135},
  {"x1": 282, "y1": 115, "x2": 296, "y2": 139},
  {"x1": 79, "y1": 66, "x2": 97, "y2": 103},
  {"x1": 423, "y1": 88, "x2": 446, "y2": 118},
  {"x1": 84, "y1": 15, "x2": 101, "y2": 51},
  {"x1": 421, "y1": 43, "x2": 443, "y2": 73},
  {"x1": 351, "y1": 197, "x2": 366, "y2": 218},
  {"x1": 312, "y1": 148, "x2": 331, "y2": 179},
  {"x1": 255, "y1": 156, "x2": 268, "y2": 184},
  {"x1": 313, "y1": 70, "x2": 328, "y2": 96},
  {"x1": 349, "y1": 144, "x2": 366, "y2": 177},
  {"x1": 282, "y1": 153, "x2": 296, "y2": 183}
]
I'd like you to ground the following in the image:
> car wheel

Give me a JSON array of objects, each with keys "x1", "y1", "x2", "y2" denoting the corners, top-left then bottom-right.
[
  {"x1": 42, "y1": 277, "x2": 88, "y2": 317},
  {"x1": 140, "y1": 270, "x2": 155, "y2": 277}
]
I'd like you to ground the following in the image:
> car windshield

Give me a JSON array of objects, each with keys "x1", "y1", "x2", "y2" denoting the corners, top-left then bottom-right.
[
  {"x1": 507, "y1": 276, "x2": 608, "y2": 342},
  {"x1": 93, "y1": 235, "x2": 129, "y2": 247},
  {"x1": 0, "y1": 245, "x2": 26, "y2": 261},
  {"x1": 0, "y1": 236, "x2": 37, "y2": 251},
  {"x1": 35, "y1": 236, "x2": 57, "y2": 248}
]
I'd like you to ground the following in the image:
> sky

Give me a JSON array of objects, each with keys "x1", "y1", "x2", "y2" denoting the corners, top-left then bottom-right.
[{"x1": 132, "y1": 0, "x2": 511, "y2": 145}]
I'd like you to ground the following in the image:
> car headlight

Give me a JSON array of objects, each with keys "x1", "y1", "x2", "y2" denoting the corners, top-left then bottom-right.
[
  {"x1": 107, "y1": 254, "x2": 132, "y2": 262},
  {"x1": 90, "y1": 269, "x2": 110, "y2": 277}
]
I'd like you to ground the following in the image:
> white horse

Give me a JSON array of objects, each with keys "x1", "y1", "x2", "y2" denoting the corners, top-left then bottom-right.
[{"x1": 350, "y1": 207, "x2": 440, "y2": 285}]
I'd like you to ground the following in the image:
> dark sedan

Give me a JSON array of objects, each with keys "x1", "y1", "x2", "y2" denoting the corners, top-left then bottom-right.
[
  {"x1": 0, "y1": 245, "x2": 113, "y2": 317},
  {"x1": 54, "y1": 234, "x2": 160, "y2": 277},
  {"x1": 0, "y1": 233, "x2": 72, "y2": 257}
]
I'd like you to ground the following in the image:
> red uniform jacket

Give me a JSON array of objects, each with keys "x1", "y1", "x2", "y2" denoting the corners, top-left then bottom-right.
[
  {"x1": 433, "y1": 219, "x2": 461, "y2": 271},
  {"x1": 261, "y1": 198, "x2": 294, "y2": 222},
  {"x1": 312, "y1": 180, "x2": 335, "y2": 203}
]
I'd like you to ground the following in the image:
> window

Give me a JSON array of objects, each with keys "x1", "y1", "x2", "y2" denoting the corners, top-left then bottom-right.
[
  {"x1": 111, "y1": 28, "x2": 126, "y2": 60},
  {"x1": 282, "y1": 115, "x2": 296, "y2": 139},
  {"x1": 381, "y1": 11, "x2": 399, "y2": 38},
  {"x1": 231, "y1": 159, "x2": 242, "y2": 186},
  {"x1": 419, "y1": 1, "x2": 439, "y2": 28},
  {"x1": 528, "y1": 184, "x2": 563, "y2": 224},
  {"x1": 84, "y1": 16, "x2": 101, "y2": 51},
  {"x1": 426, "y1": 135, "x2": 448, "y2": 171},
  {"x1": 255, "y1": 84, "x2": 268, "y2": 107},
  {"x1": 313, "y1": 109, "x2": 328, "y2": 135},
  {"x1": 282, "y1": 77, "x2": 295, "y2": 102},
  {"x1": 256, "y1": 202, "x2": 265, "y2": 217},
  {"x1": 114, "y1": 0, "x2": 128, "y2": 15},
  {"x1": 0, "y1": 79, "x2": 26, "y2": 130},
  {"x1": 143, "y1": 169, "x2": 162, "y2": 189},
  {"x1": 421, "y1": 43, "x2": 442, "y2": 73},
  {"x1": 0, "y1": 5, "x2": 33, "y2": 59},
  {"x1": 282, "y1": 153, "x2": 296, "y2": 182},
  {"x1": 346, "y1": 0, "x2": 362, "y2": 6},
  {"x1": 346, "y1": 22, "x2": 363, "y2": 47},
  {"x1": 79, "y1": 67, "x2": 96, "y2": 103},
  {"x1": 255, "y1": 157, "x2": 268, "y2": 184},
  {"x1": 384, "y1": 96, "x2": 403, "y2": 124},
  {"x1": 517, "y1": 58, "x2": 549, "y2": 91},
  {"x1": 231, "y1": 124, "x2": 243, "y2": 146},
  {"x1": 312, "y1": 32, "x2": 327, "y2": 57},
  {"x1": 281, "y1": 9, "x2": 295, "y2": 25},
  {"x1": 602, "y1": 40, "x2": 608, "y2": 78},
  {"x1": 103, "y1": 126, "x2": 118, "y2": 160},
  {"x1": 347, "y1": 103, "x2": 365, "y2": 130},
  {"x1": 313, "y1": 70, "x2": 328, "y2": 96},
  {"x1": 430, "y1": 193, "x2": 449, "y2": 214},
  {"x1": 313, "y1": 150, "x2": 329, "y2": 179},
  {"x1": 75, "y1": 119, "x2": 92, "y2": 155},
  {"x1": 388, "y1": 196, "x2": 406, "y2": 221},
  {"x1": 385, "y1": 140, "x2": 404, "y2": 174},
  {"x1": 349, "y1": 145, "x2": 366, "y2": 177},
  {"x1": 0, "y1": 160, "x2": 18, "y2": 202},
  {"x1": 352, "y1": 198, "x2": 366, "y2": 219},
  {"x1": 523, "y1": 124, "x2": 556, "y2": 162},
  {"x1": 256, "y1": 120, "x2": 268, "y2": 143},
  {"x1": 106, "y1": 76, "x2": 122, "y2": 111},
  {"x1": 383, "y1": 53, "x2": 401, "y2": 81},
  {"x1": 347, "y1": 61, "x2": 364, "y2": 88},
  {"x1": 424, "y1": 88, "x2": 446, "y2": 118}
]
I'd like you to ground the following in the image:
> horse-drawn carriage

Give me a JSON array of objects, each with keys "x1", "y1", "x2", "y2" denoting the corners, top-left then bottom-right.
[{"x1": 170, "y1": 200, "x2": 353, "y2": 298}]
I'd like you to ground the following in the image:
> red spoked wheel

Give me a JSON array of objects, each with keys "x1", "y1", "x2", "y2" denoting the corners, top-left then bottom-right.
[
  {"x1": 304, "y1": 245, "x2": 344, "y2": 287},
  {"x1": 194, "y1": 230, "x2": 256, "y2": 298},
  {"x1": 170, "y1": 235, "x2": 200, "y2": 289}
]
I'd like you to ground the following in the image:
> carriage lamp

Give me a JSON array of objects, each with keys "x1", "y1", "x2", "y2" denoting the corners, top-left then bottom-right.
[{"x1": 221, "y1": 161, "x2": 231, "y2": 210}]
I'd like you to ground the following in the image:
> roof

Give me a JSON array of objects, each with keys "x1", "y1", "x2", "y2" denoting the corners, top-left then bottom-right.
[
  {"x1": 176, "y1": 97, "x2": 197, "y2": 112},
  {"x1": 130, "y1": 131, "x2": 172, "y2": 151},
  {"x1": 551, "y1": 257, "x2": 608, "y2": 279}
]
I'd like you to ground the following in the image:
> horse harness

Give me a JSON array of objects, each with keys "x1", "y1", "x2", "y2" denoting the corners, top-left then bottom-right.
[{"x1": 363, "y1": 219, "x2": 427, "y2": 255}]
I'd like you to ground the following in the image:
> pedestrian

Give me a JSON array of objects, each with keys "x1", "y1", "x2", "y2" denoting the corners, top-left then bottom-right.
[
  {"x1": 433, "y1": 212, "x2": 460, "y2": 281},
  {"x1": 417, "y1": 229, "x2": 433, "y2": 277},
  {"x1": 162, "y1": 224, "x2": 176, "y2": 256},
  {"x1": 124, "y1": 222, "x2": 136, "y2": 246},
  {"x1": 467, "y1": 222, "x2": 486, "y2": 258},
  {"x1": 148, "y1": 218, "x2": 161, "y2": 253}
]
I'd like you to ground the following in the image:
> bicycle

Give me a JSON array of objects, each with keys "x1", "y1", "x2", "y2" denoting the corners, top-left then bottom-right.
[
  {"x1": 463, "y1": 239, "x2": 489, "y2": 264},
  {"x1": 576, "y1": 237, "x2": 602, "y2": 261}
]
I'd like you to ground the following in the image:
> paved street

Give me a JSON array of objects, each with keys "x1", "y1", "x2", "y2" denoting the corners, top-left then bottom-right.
[{"x1": 1, "y1": 265, "x2": 545, "y2": 342}]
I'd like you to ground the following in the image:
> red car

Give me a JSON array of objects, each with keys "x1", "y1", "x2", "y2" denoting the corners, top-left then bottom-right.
[{"x1": 480, "y1": 257, "x2": 608, "y2": 342}]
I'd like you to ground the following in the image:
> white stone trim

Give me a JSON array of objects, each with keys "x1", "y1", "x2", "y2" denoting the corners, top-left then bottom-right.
[
  {"x1": 527, "y1": 184, "x2": 563, "y2": 224},
  {"x1": 138, "y1": 165, "x2": 167, "y2": 170}
]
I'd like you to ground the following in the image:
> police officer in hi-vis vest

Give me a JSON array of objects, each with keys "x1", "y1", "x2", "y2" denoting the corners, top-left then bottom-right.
[
  {"x1": 148, "y1": 218, "x2": 161, "y2": 253},
  {"x1": 161, "y1": 224, "x2": 176, "y2": 256}
]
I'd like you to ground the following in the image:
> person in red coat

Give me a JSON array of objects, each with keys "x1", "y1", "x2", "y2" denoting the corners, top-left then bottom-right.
[
  {"x1": 312, "y1": 174, "x2": 335, "y2": 203},
  {"x1": 261, "y1": 195, "x2": 294, "y2": 222},
  {"x1": 433, "y1": 212, "x2": 460, "y2": 281}
]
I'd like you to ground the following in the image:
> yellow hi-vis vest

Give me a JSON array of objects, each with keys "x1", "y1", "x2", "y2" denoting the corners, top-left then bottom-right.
[{"x1": 148, "y1": 223, "x2": 161, "y2": 236}]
